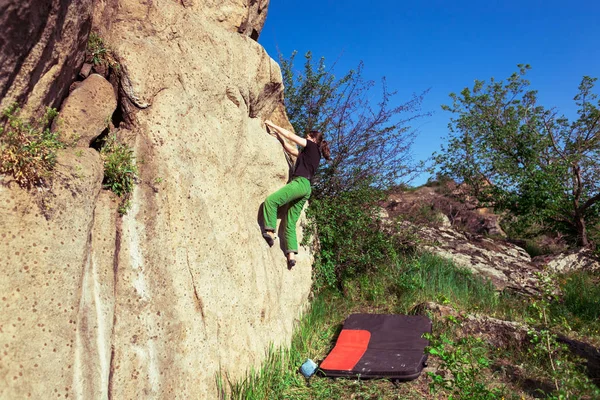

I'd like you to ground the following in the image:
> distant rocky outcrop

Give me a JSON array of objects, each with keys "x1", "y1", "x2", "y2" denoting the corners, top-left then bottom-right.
[
  {"x1": 533, "y1": 248, "x2": 600, "y2": 274},
  {"x1": 417, "y1": 224, "x2": 541, "y2": 294},
  {"x1": 385, "y1": 183, "x2": 505, "y2": 237},
  {"x1": 382, "y1": 183, "x2": 598, "y2": 294},
  {"x1": 0, "y1": 1, "x2": 311, "y2": 399}
]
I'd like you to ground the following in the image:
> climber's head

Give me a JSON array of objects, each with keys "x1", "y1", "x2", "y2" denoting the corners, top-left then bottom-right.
[
  {"x1": 307, "y1": 130, "x2": 323, "y2": 144},
  {"x1": 307, "y1": 130, "x2": 331, "y2": 161}
]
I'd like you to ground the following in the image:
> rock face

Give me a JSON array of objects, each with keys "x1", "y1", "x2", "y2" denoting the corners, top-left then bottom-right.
[
  {"x1": 0, "y1": 0, "x2": 93, "y2": 117},
  {"x1": 418, "y1": 225, "x2": 542, "y2": 294},
  {"x1": 53, "y1": 74, "x2": 117, "y2": 146},
  {"x1": 0, "y1": 149, "x2": 107, "y2": 399},
  {"x1": 0, "y1": 1, "x2": 313, "y2": 399},
  {"x1": 200, "y1": 0, "x2": 271, "y2": 40},
  {"x1": 533, "y1": 248, "x2": 600, "y2": 274},
  {"x1": 385, "y1": 184, "x2": 505, "y2": 237}
]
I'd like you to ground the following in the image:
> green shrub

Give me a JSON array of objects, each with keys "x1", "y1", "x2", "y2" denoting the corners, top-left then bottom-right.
[
  {"x1": 0, "y1": 103, "x2": 63, "y2": 187},
  {"x1": 523, "y1": 271, "x2": 600, "y2": 399},
  {"x1": 99, "y1": 133, "x2": 137, "y2": 213},
  {"x1": 87, "y1": 32, "x2": 119, "y2": 71},
  {"x1": 426, "y1": 329, "x2": 505, "y2": 399},
  {"x1": 304, "y1": 184, "x2": 404, "y2": 290}
]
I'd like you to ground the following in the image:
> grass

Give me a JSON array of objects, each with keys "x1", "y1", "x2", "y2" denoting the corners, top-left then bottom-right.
[
  {"x1": 548, "y1": 271, "x2": 600, "y2": 339},
  {"x1": 99, "y1": 133, "x2": 137, "y2": 214},
  {"x1": 220, "y1": 253, "x2": 600, "y2": 399},
  {"x1": 493, "y1": 271, "x2": 600, "y2": 340},
  {"x1": 0, "y1": 103, "x2": 63, "y2": 187},
  {"x1": 560, "y1": 271, "x2": 600, "y2": 322}
]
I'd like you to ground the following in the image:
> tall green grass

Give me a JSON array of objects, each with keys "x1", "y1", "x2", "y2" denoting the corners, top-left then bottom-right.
[
  {"x1": 561, "y1": 271, "x2": 600, "y2": 322},
  {"x1": 394, "y1": 253, "x2": 499, "y2": 313}
]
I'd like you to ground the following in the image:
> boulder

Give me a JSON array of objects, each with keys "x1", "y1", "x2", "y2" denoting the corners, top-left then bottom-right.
[
  {"x1": 1, "y1": 1, "x2": 312, "y2": 399},
  {"x1": 533, "y1": 248, "x2": 600, "y2": 274},
  {"x1": 52, "y1": 74, "x2": 117, "y2": 146},
  {"x1": 0, "y1": 0, "x2": 92, "y2": 118}
]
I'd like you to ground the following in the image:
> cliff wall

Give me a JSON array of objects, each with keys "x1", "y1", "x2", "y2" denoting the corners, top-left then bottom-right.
[{"x1": 0, "y1": 1, "x2": 312, "y2": 398}]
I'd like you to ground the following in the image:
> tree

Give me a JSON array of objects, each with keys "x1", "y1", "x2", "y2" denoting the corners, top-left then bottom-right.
[
  {"x1": 280, "y1": 51, "x2": 429, "y2": 198},
  {"x1": 435, "y1": 65, "x2": 600, "y2": 247}
]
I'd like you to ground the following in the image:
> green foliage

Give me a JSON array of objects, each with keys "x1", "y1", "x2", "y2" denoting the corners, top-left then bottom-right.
[
  {"x1": 435, "y1": 65, "x2": 600, "y2": 247},
  {"x1": 99, "y1": 133, "x2": 137, "y2": 213},
  {"x1": 523, "y1": 271, "x2": 600, "y2": 399},
  {"x1": 0, "y1": 103, "x2": 63, "y2": 187},
  {"x1": 87, "y1": 32, "x2": 120, "y2": 71},
  {"x1": 426, "y1": 329, "x2": 505, "y2": 399},
  {"x1": 303, "y1": 184, "x2": 403, "y2": 290},
  {"x1": 281, "y1": 51, "x2": 429, "y2": 197},
  {"x1": 222, "y1": 253, "x2": 600, "y2": 399}
]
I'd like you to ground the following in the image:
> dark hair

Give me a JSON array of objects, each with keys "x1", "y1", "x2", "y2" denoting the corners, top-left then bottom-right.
[{"x1": 308, "y1": 130, "x2": 331, "y2": 160}]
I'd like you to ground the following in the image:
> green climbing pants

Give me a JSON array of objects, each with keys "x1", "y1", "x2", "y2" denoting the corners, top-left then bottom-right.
[{"x1": 263, "y1": 176, "x2": 311, "y2": 254}]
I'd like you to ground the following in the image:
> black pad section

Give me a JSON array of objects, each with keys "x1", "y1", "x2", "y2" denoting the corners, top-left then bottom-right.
[{"x1": 321, "y1": 314, "x2": 432, "y2": 380}]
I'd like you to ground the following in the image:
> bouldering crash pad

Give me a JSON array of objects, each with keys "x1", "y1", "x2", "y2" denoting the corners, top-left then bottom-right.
[{"x1": 320, "y1": 314, "x2": 432, "y2": 380}]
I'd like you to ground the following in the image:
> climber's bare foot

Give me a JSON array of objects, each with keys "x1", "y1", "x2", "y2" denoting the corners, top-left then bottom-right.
[
  {"x1": 262, "y1": 231, "x2": 275, "y2": 247},
  {"x1": 287, "y1": 253, "x2": 296, "y2": 269}
]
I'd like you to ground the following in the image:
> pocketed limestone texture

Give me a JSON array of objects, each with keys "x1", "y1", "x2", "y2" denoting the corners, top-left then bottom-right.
[
  {"x1": 0, "y1": 0, "x2": 313, "y2": 398},
  {"x1": 52, "y1": 74, "x2": 117, "y2": 146}
]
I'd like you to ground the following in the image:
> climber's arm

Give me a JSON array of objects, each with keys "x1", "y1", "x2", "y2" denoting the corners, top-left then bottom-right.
[
  {"x1": 265, "y1": 120, "x2": 307, "y2": 148},
  {"x1": 280, "y1": 137, "x2": 299, "y2": 157},
  {"x1": 271, "y1": 127, "x2": 299, "y2": 156}
]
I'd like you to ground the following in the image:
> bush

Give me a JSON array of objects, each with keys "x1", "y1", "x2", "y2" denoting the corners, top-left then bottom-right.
[
  {"x1": 99, "y1": 133, "x2": 137, "y2": 213},
  {"x1": 87, "y1": 32, "x2": 120, "y2": 71},
  {"x1": 0, "y1": 103, "x2": 63, "y2": 187},
  {"x1": 427, "y1": 330, "x2": 505, "y2": 399},
  {"x1": 304, "y1": 184, "x2": 405, "y2": 290},
  {"x1": 280, "y1": 51, "x2": 428, "y2": 197}
]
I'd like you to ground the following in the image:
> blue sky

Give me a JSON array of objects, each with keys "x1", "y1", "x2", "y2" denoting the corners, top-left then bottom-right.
[{"x1": 258, "y1": 0, "x2": 600, "y2": 185}]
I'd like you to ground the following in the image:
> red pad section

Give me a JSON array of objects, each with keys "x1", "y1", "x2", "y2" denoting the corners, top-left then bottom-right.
[{"x1": 320, "y1": 329, "x2": 371, "y2": 371}]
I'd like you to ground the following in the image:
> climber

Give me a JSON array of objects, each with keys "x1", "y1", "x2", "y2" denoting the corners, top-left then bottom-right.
[{"x1": 262, "y1": 120, "x2": 331, "y2": 269}]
